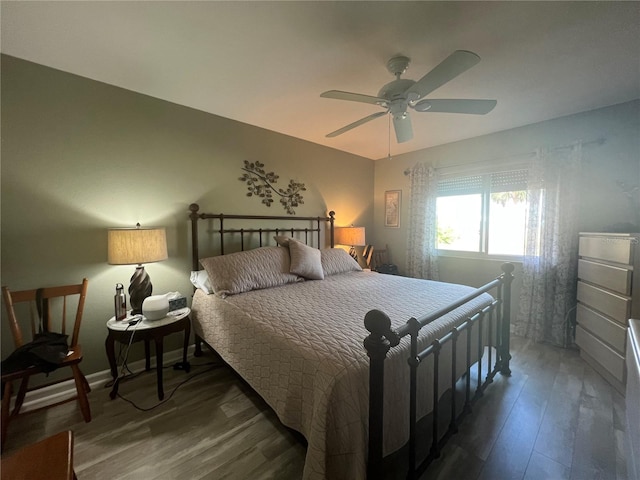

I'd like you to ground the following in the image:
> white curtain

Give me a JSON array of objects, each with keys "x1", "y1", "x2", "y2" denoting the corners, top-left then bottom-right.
[
  {"x1": 406, "y1": 163, "x2": 439, "y2": 280},
  {"x1": 515, "y1": 143, "x2": 583, "y2": 347}
]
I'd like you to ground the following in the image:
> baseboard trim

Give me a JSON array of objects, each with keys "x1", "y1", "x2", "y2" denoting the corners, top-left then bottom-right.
[{"x1": 12, "y1": 345, "x2": 196, "y2": 413}]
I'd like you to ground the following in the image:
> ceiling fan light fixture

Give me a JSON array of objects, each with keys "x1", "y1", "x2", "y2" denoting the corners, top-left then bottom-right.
[
  {"x1": 414, "y1": 100, "x2": 432, "y2": 112},
  {"x1": 392, "y1": 114, "x2": 413, "y2": 143},
  {"x1": 407, "y1": 91, "x2": 421, "y2": 103}
]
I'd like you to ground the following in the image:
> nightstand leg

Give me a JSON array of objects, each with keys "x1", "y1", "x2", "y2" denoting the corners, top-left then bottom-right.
[
  {"x1": 182, "y1": 321, "x2": 191, "y2": 372},
  {"x1": 155, "y1": 337, "x2": 164, "y2": 400},
  {"x1": 105, "y1": 335, "x2": 119, "y2": 400},
  {"x1": 105, "y1": 336, "x2": 118, "y2": 380},
  {"x1": 144, "y1": 340, "x2": 151, "y2": 371}
]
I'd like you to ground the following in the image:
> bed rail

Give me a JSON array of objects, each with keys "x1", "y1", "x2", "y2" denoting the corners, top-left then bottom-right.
[{"x1": 364, "y1": 262, "x2": 515, "y2": 479}]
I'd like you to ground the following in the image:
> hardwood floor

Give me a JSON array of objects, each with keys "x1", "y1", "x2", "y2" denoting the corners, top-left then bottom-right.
[{"x1": 1, "y1": 336, "x2": 628, "y2": 480}]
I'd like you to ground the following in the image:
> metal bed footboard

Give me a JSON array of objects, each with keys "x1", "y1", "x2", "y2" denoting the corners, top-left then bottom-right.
[{"x1": 364, "y1": 263, "x2": 515, "y2": 480}]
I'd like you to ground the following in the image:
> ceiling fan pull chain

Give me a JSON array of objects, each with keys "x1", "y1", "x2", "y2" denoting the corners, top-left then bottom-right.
[{"x1": 387, "y1": 114, "x2": 392, "y2": 161}]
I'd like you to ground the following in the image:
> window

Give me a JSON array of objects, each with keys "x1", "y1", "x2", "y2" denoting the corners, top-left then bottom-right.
[{"x1": 436, "y1": 169, "x2": 528, "y2": 257}]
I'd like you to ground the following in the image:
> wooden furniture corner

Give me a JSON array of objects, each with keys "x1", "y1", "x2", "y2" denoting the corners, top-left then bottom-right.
[{"x1": 1, "y1": 430, "x2": 77, "y2": 480}]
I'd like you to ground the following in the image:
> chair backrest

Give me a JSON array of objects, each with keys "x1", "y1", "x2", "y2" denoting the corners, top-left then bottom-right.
[
  {"x1": 371, "y1": 246, "x2": 390, "y2": 270},
  {"x1": 363, "y1": 245, "x2": 374, "y2": 267},
  {"x1": 2, "y1": 279, "x2": 89, "y2": 349}
]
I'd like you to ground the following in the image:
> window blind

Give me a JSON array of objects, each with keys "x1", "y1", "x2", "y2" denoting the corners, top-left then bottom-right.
[
  {"x1": 437, "y1": 175, "x2": 483, "y2": 196},
  {"x1": 437, "y1": 169, "x2": 528, "y2": 196},
  {"x1": 490, "y1": 169, "x2": 528, "y2": 193}
]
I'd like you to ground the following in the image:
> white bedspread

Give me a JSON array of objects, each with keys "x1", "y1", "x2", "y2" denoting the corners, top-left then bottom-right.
[{"x1": 191, "y1": 270, "x2": 493, "y2": 480}]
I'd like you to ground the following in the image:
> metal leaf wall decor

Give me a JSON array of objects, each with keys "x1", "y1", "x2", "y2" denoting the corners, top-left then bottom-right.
[{"x1": 239, "y1": 160, "x2": 306, "y2": 215}]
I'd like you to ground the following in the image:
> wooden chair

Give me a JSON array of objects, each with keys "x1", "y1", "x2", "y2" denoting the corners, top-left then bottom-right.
[
  {"x1": 363, "y1": 245, "x2": 374, "y2": 268},
  {"x1": 1, "y1": 279, "x2": 91, "y2": 452},
  {"x1": 369, "y1": 245, "x2": 390, "y2": 271}
]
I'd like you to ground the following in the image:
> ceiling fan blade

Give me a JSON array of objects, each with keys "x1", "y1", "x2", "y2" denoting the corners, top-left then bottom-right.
[
  {"x1": 406, "y1": 50, "x2": 481, "y2": 101},
  {"x1": 413, "y1": 99, "x2": 497, "y2": 114},
  {"x1": 393, "y1": 114, "x2": 413, "y2": 143},
  {"x1": 321, "y1": 90, "x2": 387, "y2": 107},
  {"x1": 326, "y1": 111, "x2": 387, "y2": 138}
]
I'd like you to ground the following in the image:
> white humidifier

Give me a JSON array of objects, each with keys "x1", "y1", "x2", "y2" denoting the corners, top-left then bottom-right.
[{"x1": 142, "y1": 294, "x2": 170, "y2": 321}]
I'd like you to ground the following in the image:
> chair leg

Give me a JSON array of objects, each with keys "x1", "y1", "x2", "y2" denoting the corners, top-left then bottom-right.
[
  {"x1": 81, "y1": 372, "x2": 91, "y2": 394},
  {"x1": 70, "y1": 365, "x2": 91, "y2": 423},
  {"x1": 1, "y1": 380, "x2": 13, "y2": 452},
  {"x1": 12, "y1": 376, "x2": 29, "y2": 417}
]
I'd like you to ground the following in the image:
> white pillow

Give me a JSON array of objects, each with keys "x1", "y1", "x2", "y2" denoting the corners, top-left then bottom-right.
[
  {"x1": 320, "y1": 248, "x2": 363, "y2": 276},
  {"x1": 190, "y1": 270, "x2": 213, "y2": 294},
  {"x1": 288, "y1": 239, "x2": 324, "y2": 280},
  {"x1": 200, "y1": 246, "x2": 299, "y2": 298}
]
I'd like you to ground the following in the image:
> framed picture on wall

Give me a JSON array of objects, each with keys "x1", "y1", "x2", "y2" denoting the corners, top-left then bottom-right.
[{"x1": 384, "y1": 190, "x2": 401, "y2": 228}]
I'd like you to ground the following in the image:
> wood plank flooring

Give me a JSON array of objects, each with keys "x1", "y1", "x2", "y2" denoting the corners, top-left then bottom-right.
[{"x1": 1, "y1": 336, "x2": 628, "y2": 479}]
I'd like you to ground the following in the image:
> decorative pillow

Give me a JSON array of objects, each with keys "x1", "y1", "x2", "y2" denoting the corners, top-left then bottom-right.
[
  {"x1": 273, "y1": 235, "x2": 292, "y2": 246},
  {"x1": 320, "y1": 248, "x2": 363, "y2": 276},
  {"x1": 288, "y1": 239, "x2": 324, "y2": 280},
  {"x1": 190, "y1": 270, "x2": 213, "y2": 294},
  {"x1": 200, "y1": 246, "x2": 299, "y2": 297}
]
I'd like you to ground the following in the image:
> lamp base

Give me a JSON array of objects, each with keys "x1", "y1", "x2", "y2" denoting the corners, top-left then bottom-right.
[
  {"x1": 129, "y1": 265, "x2": 153, "y2": 315},
  {"x1": 348, "y1": 246, "x2": 358, "y2": 261}
]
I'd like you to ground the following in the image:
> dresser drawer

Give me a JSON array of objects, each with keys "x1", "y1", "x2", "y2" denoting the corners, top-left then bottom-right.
[
  {"x1": 576, "y1": 303, "x2": 626, "y2": 354},
  {"x1": 576, "y1": 325, "x2": 625, "y2": 383},
  {"x1": 579, "y1": 235, "x2": 633, "y2": 265},
  {"x1": 578, "y1": 259, "x2": 632, "y2": 295},
  {"x1": 577, "y1": 281, "x2": 631, "y2": 325}
]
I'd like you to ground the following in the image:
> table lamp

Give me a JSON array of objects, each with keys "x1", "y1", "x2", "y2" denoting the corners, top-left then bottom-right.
[
  {"x1": 108, "y1": 224, "x2": 168, "y2": 314},
  {"x1": 335, "y1": 226, "x2": 366, "y2": 260}
]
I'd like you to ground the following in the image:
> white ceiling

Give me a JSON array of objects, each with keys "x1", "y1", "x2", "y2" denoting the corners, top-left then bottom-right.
[{"x1": 2, "y1": 1, "x2": 639, "y2": 160}]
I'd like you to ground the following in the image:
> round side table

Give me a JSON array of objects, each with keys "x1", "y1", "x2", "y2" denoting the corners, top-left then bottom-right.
[{"x1": 105, "y1": 307, "x2": 191, "y2": 400}]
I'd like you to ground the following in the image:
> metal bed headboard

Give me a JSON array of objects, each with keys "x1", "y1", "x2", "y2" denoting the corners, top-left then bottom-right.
[{"x1": 189, "y1": 203, "x2": 336, "y2": 271}]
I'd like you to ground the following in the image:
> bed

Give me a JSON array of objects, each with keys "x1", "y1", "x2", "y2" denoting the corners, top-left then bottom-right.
[{"x1": 188, "y1": 204, "x2": 514, "y2": 480}]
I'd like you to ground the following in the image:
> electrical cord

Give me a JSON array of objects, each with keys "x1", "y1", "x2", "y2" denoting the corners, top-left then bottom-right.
[
  {"x1": 105, "y1": 316, "x2": 223, "y2": 409},
  {"x1": 162, "y1": 361, "x2": 217, "y2": 370},
  {"x1": 119, "y1": 341, "x2": 137, "y2": 376},
  {"x1": 116, "y1": 361, "x2": 222, "y2": 412},
  {"x1": 104, "y1": 318, "x2": 142, "y2": 388}
]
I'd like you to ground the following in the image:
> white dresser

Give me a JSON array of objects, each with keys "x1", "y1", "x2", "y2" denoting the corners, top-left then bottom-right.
[{"x1": 575, "y1": 232, "x2": 640, "y2": 394}]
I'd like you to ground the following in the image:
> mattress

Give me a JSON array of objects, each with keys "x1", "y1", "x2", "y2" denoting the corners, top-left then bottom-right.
[{"x1": 191, "y1": 270, "x2": 493, "y2": 480}]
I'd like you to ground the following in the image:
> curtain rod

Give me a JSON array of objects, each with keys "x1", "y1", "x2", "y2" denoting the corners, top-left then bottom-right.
[{"x1": 403, "y1": 137, "x2": 606, "y2": 176}]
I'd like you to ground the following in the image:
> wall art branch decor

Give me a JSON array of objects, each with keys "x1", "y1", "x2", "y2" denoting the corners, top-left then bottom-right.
[{"x1": 239, "y1": 160, "x2": 306, "y2": 215}]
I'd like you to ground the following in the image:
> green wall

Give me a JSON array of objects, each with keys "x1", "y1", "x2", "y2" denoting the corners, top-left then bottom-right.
[{"x1": 0, "y1": 54, "x2": 375, "y2": 376}]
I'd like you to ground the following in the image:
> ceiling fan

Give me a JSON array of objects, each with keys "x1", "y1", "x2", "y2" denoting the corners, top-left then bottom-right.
[{"x1": 320, "y1": 50, "x2": 497, "y2": 143}]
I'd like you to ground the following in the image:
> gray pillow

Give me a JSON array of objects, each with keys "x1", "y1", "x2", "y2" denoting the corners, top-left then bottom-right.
[
  {"x1": 320, "y1": 248, "x2": 363, "y2": 276},
  {"x1": 288, "y1": 239, "x2": 324, "y2": 280},
  {"x1": 200, "y1": 246, "x2": 299, "y2": 297}
]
